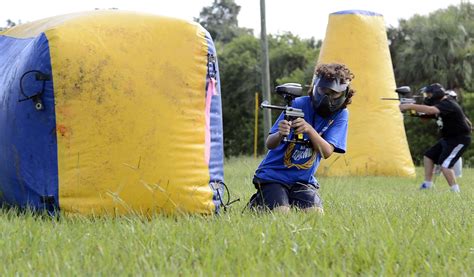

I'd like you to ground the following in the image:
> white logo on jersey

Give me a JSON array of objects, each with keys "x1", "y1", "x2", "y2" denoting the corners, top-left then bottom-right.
[{"x1": 292, "y1": 147, "x2": 313, "y2": 161}]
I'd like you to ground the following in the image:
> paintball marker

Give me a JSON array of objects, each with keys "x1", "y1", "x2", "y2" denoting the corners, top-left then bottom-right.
[
  {"x1": 381, "y1": 86, "x2": 424, "y2": 116},
  {"x1": 381, "y1": 86, "x2": 424, "y2": 104},
  {"x1": 261, "y1": 83, "x2": 307, "y2": 144}
]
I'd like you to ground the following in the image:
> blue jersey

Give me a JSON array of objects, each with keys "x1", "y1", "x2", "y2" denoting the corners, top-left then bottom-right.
[{"x1": 254, "y1": 96, "x2": 348, "y2": 186}]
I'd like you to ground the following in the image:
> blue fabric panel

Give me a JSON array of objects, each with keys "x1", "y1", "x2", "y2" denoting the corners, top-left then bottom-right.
[
  {"x1": 0, "y1": 34, "x2": 58, "y2": 212},
  {"x1": 332, "y1": 10, "x2": 382, "y2": 16},
  {"x1": 204, "y1": 31, "x2": 225, "y2": 212}
]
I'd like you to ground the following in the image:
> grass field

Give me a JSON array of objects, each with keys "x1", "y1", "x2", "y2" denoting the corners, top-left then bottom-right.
[{"x1": 1, "y1": 156, "x2": 472, "y2": 275}]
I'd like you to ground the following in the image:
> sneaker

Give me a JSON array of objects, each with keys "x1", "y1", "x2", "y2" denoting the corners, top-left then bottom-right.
[
  {"x1": 419, "y1": 183, "x2": 432, "y2": 190},
  {"x1": 450, "y1": 185, "x2": 460, "y2": 193}
]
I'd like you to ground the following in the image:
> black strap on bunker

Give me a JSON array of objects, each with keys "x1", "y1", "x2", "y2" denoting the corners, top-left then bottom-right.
[
  {"x1": 211, "y1": 181, "x2": 240, "y2": 213},
  {"x1": 19, "y1": 70, "x2": 51, "y2": 111}
]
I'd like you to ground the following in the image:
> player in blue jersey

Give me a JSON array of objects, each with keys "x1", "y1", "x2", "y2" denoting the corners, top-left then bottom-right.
[{"x1": 249, "y1": 63, "x2": 355, "y2": 213}]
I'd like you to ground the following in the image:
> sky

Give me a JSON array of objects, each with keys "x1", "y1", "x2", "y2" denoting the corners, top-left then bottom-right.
[{"x1": 1, "y1": 0, "x2": 468, "y2": 40}]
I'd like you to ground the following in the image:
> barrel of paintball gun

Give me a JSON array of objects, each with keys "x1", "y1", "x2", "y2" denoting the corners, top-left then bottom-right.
[
  {"x1": 380, "y1": 97, "x2": 417, "y2": 104},
  {"x1": 260, "y1": 100, "x2": 306, "y2": 143},
  {"x1": 260, "y1": 101, "x2": 285, "y2": 110}
]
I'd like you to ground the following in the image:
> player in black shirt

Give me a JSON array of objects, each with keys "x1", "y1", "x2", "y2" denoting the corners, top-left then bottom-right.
[{"x1": 399, "y1": 83, "x2": 472, "y2": 192}]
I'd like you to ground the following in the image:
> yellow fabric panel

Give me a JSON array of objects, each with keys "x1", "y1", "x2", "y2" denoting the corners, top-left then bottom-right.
[
  {"x1": 317, "y1": 13, "x2": 415, "y2": 177},
  {"x1": 43, "y1": 12, "x2": 213, "y2": 215}
]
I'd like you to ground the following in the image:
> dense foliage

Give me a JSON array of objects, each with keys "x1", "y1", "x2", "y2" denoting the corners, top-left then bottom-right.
[{"x1": 194, "y1": 0, "x2": 252, "y2": 43}]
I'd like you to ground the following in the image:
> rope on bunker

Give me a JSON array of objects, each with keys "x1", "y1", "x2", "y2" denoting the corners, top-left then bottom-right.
[{"x1": 214, "y1": 181, "x2": 240, "y2": 212}]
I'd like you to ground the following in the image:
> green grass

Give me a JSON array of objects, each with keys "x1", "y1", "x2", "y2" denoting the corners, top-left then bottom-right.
[{"x1": 1, "y1": 156, "x2": 473, "y2": 275}]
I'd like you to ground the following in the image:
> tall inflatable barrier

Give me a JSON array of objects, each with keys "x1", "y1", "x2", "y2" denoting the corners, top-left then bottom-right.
[
  {"x1": 0, "y1": 11, "x2": 225, "y2": 215},
  {"x1": 317, "y1": 10, "x2": 416, "y2": 177}
]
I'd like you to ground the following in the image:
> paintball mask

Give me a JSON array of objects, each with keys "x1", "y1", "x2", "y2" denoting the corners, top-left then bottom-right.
[
  {"x1": 311, "y1": 75, "x2": 349, "y2": 117},
  {"x1": 421, "y1": 83, "x2": 445, "y2": 106}
]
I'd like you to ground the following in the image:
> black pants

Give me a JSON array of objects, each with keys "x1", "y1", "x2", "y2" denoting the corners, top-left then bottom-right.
[{"x1": 248, "y1": 179, "x2": 322, "y2": 210}]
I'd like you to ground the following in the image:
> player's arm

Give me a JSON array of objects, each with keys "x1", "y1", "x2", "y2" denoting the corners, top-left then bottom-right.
[
  {"x1": 399, "y1": 104, "x2": 440, "y2": 115},
  {"x1": 292, "y1": 118, "x2": 335, "y2": 158}
]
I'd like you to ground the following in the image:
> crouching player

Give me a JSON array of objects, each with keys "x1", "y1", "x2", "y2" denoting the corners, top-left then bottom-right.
[{"x1": 248, "y1": 63, "x2": 355, "y2": 213}]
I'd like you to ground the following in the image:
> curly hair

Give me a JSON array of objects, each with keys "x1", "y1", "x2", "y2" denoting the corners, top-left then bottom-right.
[{"x1": 309, "y1": 63, "x2": 356, "y2": 109}]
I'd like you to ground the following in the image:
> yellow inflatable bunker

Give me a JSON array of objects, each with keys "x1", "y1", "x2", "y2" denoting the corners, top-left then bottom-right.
[
  {"x1": 317, "y1": 10, "x2": 415, "y2": 177},
  {"x1": 0, "y1": 11, "x2": 225, "y2": 215}
]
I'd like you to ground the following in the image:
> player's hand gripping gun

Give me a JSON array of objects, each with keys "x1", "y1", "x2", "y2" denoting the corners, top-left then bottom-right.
[{"x1": 261, "y1": 83, "x2": 307, "y2": 144}]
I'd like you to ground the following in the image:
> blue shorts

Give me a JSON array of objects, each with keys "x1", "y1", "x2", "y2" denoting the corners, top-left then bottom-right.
[{"x1": 249, "y1": 180, "x2": 322, "y2": 210}]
